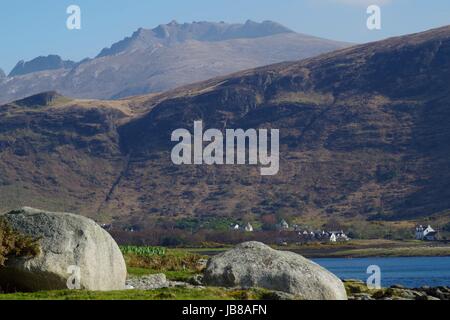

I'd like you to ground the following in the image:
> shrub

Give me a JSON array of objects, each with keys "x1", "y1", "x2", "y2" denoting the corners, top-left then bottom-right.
[
  {"x1": 442, "y1": 222, "x2": 450, "y2": 232},
  {"x1": 0, "y1": 217, "x2": 40, "y2": 266},
  {"x1": 120, "y1": 245, "x2": 166, "y2": 256},
  {"x1": 124, "y1": 248, "x2": 205, "y2": 274}
]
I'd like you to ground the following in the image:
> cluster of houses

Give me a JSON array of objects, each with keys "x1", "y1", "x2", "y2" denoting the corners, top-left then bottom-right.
[
  {"x1": 296, "y1": 229, "x2": 350, "y2": 242},
  {"x1": 231, "y1": 219, "x2": 351, "y2": 243},
  {"x1": 102, "y1": 218, "x2": 440, "y2": 242},
  {"x1": 232, "y1": 220, "x2": 441, "y2": 243}
]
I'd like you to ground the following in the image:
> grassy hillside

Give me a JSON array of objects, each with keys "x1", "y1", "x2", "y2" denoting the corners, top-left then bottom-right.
[{"x1": 1, "y1": 26, "x2": 450, "y2": 235}]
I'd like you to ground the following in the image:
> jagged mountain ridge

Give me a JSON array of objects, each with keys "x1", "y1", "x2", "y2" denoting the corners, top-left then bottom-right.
[
  {"x1": 1, "y1": 25, "x2": 449, "y2": 229},
  {"x1": 97, "y1": 20, "x2": 294, "y2": 57},
  {"x1": 8, "y1": 55, "x2": 76, "y2": 77},
  {"x1": 0, "y1": 20, "x2": 348, "y2": 105}
]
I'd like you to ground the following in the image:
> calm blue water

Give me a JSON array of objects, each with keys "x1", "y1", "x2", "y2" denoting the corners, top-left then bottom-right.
[{"x1": 313, "y1": 256, "x2": 450, "y2": 288}]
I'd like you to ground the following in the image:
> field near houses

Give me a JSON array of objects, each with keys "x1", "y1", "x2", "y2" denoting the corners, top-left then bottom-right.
[{"x1": 2, "y1": 241, "x2": 450, "y2": 300}]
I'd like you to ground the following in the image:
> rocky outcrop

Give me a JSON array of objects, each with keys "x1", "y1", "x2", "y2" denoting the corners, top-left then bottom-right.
[
  {"x1": 125, "y1": 273, "x2": 202, "y2": 290},
  {"x1": 345, "y1": 280, "x2": 450, "y2": 300},
  {"x1": 203, "y1": 242, "x2": 347, "y2": 300},
  {"x1": 0, "y1": 207, "x2": 127, "y2": 292},
  {"x1": 126, "y1": 274, "x2": 169, "y2": 290}
]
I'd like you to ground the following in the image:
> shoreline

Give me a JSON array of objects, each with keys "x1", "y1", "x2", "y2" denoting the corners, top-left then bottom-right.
[
  {"x1": 186, "y1": 240, "x2": 450, "y2": 259},
  {"x1": 293, "y1": 245, "x2": 450, "y2": 259},
  {"x1": 301, "y1": 249, "x2": 450, "y2": 259}
]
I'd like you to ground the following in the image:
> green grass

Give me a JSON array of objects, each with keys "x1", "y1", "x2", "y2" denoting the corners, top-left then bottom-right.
[
  {"x1": 127, "y1": 267, "x2": 197, "y2": 282},
  {"x1": 186, "y1": 247, "x2": 230, "y2": 255},
  {"x1": 0, "y1": 287, "x2": 275, "y2": 301},
  {"x1": 122, "y1": 247, "x2": 207, "y2": 282},
  {"x1": 124, "y1": 248, "x2": 204, "y2": 270}
]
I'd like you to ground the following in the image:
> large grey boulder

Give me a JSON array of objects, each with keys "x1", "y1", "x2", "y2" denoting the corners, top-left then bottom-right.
[
  {"x1": 0, "y1": 207, "x2": 126, "y2": 291},
  {"x1": 203, "y1": 241, "x2": 347, "y2": 300}
]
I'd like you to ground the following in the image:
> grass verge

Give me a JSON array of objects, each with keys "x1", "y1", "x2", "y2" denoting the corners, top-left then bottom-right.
[{"x1": 0, "y1": 287, "x2": 275, "y2": 300}]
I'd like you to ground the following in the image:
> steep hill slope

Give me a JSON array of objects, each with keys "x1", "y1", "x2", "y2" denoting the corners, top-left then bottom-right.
[{"x1": 1, "y1": 26, "x2": 450, "y2": 230}]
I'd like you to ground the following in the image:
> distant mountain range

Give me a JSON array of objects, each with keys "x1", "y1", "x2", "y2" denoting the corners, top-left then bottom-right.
[
  {"x1": 0, "y1": 20, "x2": 349, "y2": 104},
  {"x1": 1, "y1": 25, "x2": 450, "y2": 232}
]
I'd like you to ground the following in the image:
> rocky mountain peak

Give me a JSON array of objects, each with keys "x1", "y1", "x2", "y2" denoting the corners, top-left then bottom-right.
[
  {"x1": 151, "y1": 20, "x2": 294, "y2": 42},
  {"x1": 8, "y1": 55, "x2": 76, "y2": 77},
  {"x1": 97, "y1": 20, "x2": 295, "y2": 58}
]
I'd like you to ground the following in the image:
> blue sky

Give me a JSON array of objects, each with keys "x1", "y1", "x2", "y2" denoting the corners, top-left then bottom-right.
[{"x1": 0, "y1": 0, "x2": 449, "y2": 73}]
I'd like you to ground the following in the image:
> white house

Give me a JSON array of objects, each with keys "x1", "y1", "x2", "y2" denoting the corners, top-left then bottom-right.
[
  {"x1": 244, "y1": 223, "x2": 254, "y2": 232},
  {"x1": 329, "y1": 233, "x2": 337, "y2": 242},
  {"x1": 328, "y1": 231, "x2": 350, "y2": 242},
  {"x1": 415, "y1": 225, "x2": 437, "y2": 241}
]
